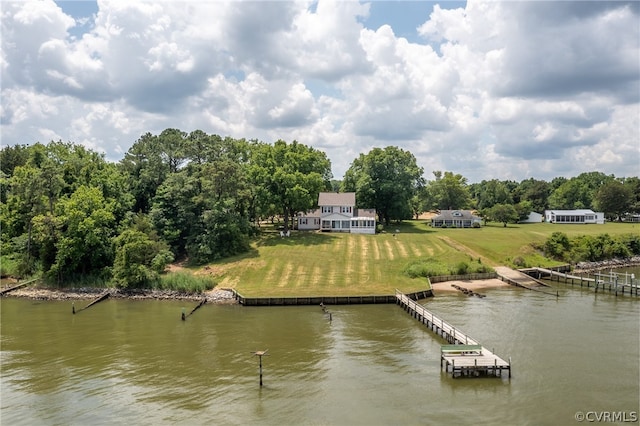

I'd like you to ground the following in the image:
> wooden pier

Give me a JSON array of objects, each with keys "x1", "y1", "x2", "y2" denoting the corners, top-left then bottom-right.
[
  {"x1": 526, "y1": 268, "x2": 639, "y2": 297},
  {"x1": 395, "y1": 290, "x2": 511, "y2": 378}
]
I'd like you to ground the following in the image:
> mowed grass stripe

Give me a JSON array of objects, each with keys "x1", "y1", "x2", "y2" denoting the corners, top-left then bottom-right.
[
  {"x1": 407, "y1": 242, "x2": 424, "y2": 257},
  {"x1": 395, "y1": 238, "x2": 409, "y2": 258},
  {"x1": 357, "y1": 235, "x2": 370, "y2": 282},
  {"x1": 372, "y1": 237, "x2": 381, "y2": 260},
  {"x1": 384, "y1": 238, "x2": 396, "y2": 260}
]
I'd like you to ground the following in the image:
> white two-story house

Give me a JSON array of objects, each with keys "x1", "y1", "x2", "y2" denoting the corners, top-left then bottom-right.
[{"x1": 297, "y1": 192, "x2": 376, "y2": 234}]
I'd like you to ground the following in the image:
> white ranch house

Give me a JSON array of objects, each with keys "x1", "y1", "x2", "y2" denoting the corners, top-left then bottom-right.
[
  {"x1": 544, "y1": 209, "x2": 605, "y2": 224},
  {"x1": 430, "y1": 210, "x2": 482, "y2": 228},
  {"x1": 297, "y1": 192, "x2": 376, "y2": 234}
]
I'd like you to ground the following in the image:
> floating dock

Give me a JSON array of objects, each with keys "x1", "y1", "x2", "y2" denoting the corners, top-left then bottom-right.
[{"x1": 395, "y1": 290, "x2": 511, "y2": 378}]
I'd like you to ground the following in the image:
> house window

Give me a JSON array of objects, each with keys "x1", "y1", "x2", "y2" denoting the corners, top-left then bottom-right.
[
  {"x1": 299, "y1": 218, "x2": 308, "y2": 225},
  {"x1": 342, "y1": 220, "x2": 350, "y2": 228},
  {"x1": 322, "y1": 220, "x2": 331, "y2": 228},
  {"x1": 322, "y1": 206, "x2": 332, "y2": 214},
  {"x1": 341, "y1": 206, "x2": 352, "y2": 213}
]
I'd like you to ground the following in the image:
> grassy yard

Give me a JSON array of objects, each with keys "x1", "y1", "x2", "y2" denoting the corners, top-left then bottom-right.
[
  {"x1": 193, "y1": 220, "x2": 639, "y2": 297},
  {"x1": 196, "y1": 222, "x2": 469, "y2": 297},
  {"x1": 439, "y1": 221, "x2": 640, "y2": 268}
]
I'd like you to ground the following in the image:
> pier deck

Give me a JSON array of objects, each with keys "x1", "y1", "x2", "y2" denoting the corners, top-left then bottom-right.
[
  {"x1": 526, "y1": 268, "x2": 639, "y2": 296},
  {"x1": 395, "y1": 290, "x2": 511, "y2": 378}
]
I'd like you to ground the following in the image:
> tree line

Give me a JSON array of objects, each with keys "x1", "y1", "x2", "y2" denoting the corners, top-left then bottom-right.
[{"x1": 1, "y1": 130, "x2": 638, "y2": 286}]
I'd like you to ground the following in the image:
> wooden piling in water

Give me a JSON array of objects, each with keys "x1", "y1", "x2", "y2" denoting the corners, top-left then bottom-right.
[
  {"x1": 75, "y1": 290, "x2": 110, "y2": 314},
  {"x1": 183, "y1": 298, "x2": 207, "y2": 320},
  {"x1": 0, "y1": 278, "x2": 40, "y2": 296}
]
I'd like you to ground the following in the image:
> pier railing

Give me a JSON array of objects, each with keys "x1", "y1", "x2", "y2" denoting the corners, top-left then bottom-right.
[{"x1": 395, "y1": 289, "x2": 510, "y2": 378}]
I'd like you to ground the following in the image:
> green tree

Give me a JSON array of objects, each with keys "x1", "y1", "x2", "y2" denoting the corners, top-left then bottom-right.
[
  {"x1": 49, "y1": 186, "x2": 116, "y2": 281},
  {"x1": 548, "y1": 172, "x2": 613, "y2": 210},
  {"x1": 623, "y1": 177, "x2": 640, "y2": 215},
  {"x1": 424, "y1": 171, "x2": 471, "y2": 211},
  {"x1": 594, "y1": 180, "x2": 633, "y2": 221},
  {"x1": 120, "y1": 132, "x2": 171, "y2": 213},
  {"x1": 488, "y1": 203, "x2": 519, "y2": 227},
  {"x1": 112, "y1": 226, "x2": 174, "y2": 288},
  {"x1": 472, "y1": 179, "x2": 513, "y2": 210},
  {"x1": 516, "y1": 178, "x2": 550, "y2": 213},
  {"x1": 342, "y1": 146, "x2": 424, "y2": 226},
  {"x1": 250, "y1": 140, "x2": 332, "y2": 232}
]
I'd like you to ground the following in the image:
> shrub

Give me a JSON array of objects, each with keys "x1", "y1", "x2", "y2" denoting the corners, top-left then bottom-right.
[
  {"x1": 451, "y1": 261, "x2": 469, "y2": 275},
  {"x1": 512, "y1": 256, "x2": 526, "y2": 267}
]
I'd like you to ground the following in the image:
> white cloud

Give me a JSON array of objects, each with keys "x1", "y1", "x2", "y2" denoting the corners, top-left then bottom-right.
[{"x1": 1, "y1": 0, "x2": 638, "y2": 183}]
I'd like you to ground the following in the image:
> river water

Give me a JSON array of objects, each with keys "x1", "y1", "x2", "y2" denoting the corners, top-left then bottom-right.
[{"x1": 1, "y1": 270, "x2": 639, "y2": 425}]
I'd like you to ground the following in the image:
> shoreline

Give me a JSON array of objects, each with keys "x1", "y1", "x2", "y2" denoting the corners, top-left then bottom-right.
[
  {"x1": 3, "y1": 256, "x2": 637, "y2": 302},
  {"x1": 572, "y1": 256, "x2": 640, "y2": 274},
  {"x1": 2, "y1": 279, "x2": 512, "y2": 302},
  {"x1": 1, "y1": 285, "x2": 238, "y2": 304}
]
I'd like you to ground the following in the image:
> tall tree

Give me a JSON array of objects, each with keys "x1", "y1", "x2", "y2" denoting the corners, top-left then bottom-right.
[
  {"x1": 250, "y1": 140, "x2": 332, "y2": 232},
  {"x1": 342, "y1": 146, "x2": 424, "y2": 226},
  {"x1": 594, "y1": 180, "x2": 633, "y2": 221},
  {"x1": 473, "y1": 179, "x2": 513, "y2": 210},
  {"x1": 548, "y1": 172, "x2": 613, "y2": 210},
  {"x1": 120, "y1": 132, "x2": 171, "y2": 213},
  {"x1": 49, "y1": 186, "x2": 116, "y2": 281},
  {"x1": 517, "y1": 178, "x2": 551, "y2": 213},
  {"x1": 424, "y1": 171, "x2": 471, "y2": 211}
]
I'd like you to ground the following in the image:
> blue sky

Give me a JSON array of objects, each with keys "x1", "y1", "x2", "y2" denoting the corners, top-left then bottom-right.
[{"x1": 1, "y1": 1, "x2": 638, "y2": 182}]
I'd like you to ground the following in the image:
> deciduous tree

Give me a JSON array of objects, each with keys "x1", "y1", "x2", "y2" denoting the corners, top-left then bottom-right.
[{"x1": 343, "y1": 146, "x2": 424, "y2": 226}]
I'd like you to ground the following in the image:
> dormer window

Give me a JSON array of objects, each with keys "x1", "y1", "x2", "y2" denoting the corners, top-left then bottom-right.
[{"x1": 452, "y1": 211, "x2": 462, "y2": 217}]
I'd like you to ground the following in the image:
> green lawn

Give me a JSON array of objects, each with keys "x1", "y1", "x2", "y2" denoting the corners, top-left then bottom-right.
[
  {"x1": 195, "y1": 221, "x2": 639, "y2": 297},
  {"x1": 440, "y1": 221, "x2": 639, "y2": 268}
]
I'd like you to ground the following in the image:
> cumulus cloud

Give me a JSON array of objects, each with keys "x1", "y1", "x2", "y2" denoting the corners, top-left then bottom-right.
[{"x1": 1, "y1": 0, "x2": 638, "y2": 183}]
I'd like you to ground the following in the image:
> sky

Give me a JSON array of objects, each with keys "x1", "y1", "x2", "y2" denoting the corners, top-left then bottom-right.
[{"x1": 1, "y1": 0, "x2": 638, "y2": 183}]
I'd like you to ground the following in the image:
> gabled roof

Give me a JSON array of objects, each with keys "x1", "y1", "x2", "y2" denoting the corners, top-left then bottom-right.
[
  {"x1": 432, "y1": 210, "x2": 480, "y2": 221},
  {"x1": 318, "y1": 192, "x2": 355, "y2": 206}
]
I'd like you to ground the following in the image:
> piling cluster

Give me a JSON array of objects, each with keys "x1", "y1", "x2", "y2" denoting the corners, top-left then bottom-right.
[{"x1": 451, "y1": 284, "x2": 486, "y2": 298}]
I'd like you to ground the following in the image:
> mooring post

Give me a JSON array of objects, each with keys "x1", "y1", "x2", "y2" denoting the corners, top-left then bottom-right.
[
  {"x1": 181, "y1": 307, "x2": 186, "y2": 321},
  {"x1": 72, "y1": 302, "x2": 75, "y2": 314},
  {"x1": 252, "y1": 350, "x2": 269, "y2": 387}
]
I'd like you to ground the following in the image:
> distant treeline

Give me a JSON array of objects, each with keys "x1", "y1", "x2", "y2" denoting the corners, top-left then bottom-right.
[{"x1": 1, "y1": 129, "x2": 638, "y2": 287}]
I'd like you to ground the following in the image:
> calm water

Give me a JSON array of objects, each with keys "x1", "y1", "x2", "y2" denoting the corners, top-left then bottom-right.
[{"x1": 1, "y1": 271, "x2": 639, "y2": 425}]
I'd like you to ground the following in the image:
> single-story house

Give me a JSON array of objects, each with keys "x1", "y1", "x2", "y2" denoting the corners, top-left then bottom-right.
[
  {"x1": 544, "y1": 209, "x2": 605, "y2": 224},
  {"x1": 430, "y1": 210, "x2": 482, "y2": 228},
  {"x1": 520, "y1": 211, "x2": 543, "y2": 223},
  {"x1": 297, "y1": 192, "x2": 377, "y2": 234}
]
